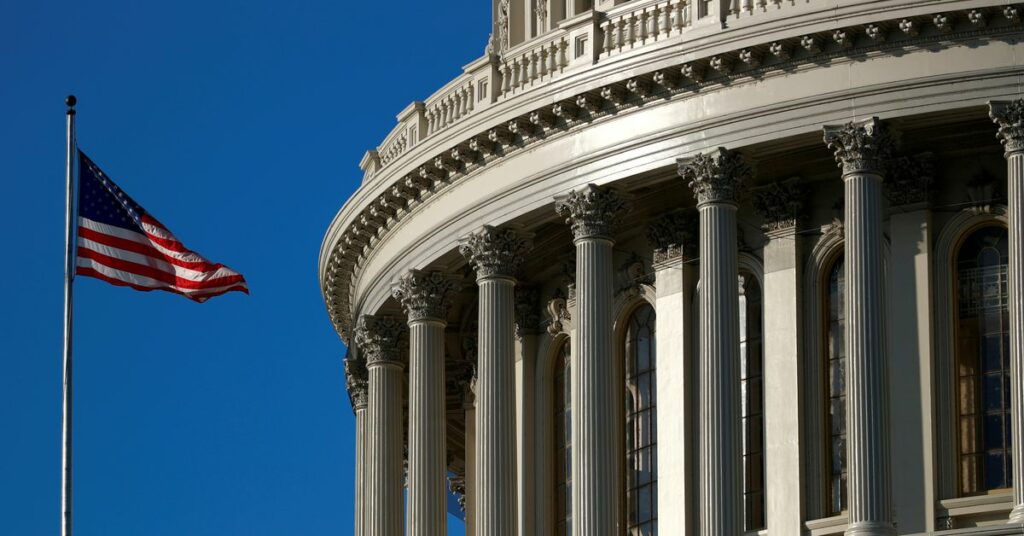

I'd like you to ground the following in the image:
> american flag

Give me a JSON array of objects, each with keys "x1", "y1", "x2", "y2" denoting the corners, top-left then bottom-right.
[{"x1": 76, "y1": 151, "x2": 249, "y2": 302}]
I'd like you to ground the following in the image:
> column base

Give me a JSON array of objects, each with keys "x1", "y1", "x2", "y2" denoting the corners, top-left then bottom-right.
[
  {"x1": 845, "y1": 521, "x2": 896, "y2": 536},
  {"x1": 1008, "y1": 503, "x2": 1024, "y2": 524}
]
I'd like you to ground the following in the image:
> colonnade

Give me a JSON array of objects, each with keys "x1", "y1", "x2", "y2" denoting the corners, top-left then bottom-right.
[{"x1": 345, "y1": 100, "x2": 1024, "y2": 535}]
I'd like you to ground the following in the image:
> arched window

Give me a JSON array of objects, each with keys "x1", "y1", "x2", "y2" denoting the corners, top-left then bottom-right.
[
  {"x1": 625, "y1": 303, "x2": 657, "y2": 535},
  {"x1": 554, "y1": 342, "x2": 572, "y2": 535},
  {"x1": 740, "y1": 272, "x2": 766, "y2": 530},
  {"x1": 955, "y1": 225, "x2": 1011, "y2": 495},
  {"x1": 825, "y1": 256, "x2": 847, "y2": 516}
]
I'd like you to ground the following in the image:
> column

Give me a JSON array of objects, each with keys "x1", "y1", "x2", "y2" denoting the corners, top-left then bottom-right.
[
  {"x1": 753, "y1": 182, "x2": 805, "y2": 535},
  {"x1": 678, "y1": 148, "x2": 748, "y2": 536},
  {"x1": 464, "y1": 389, "x2": 478, "y2": 535},
  {"x1": 823, "y1": 117, "x2": 896, "y2": 536},
  {"x1": 990, "y1": 99, "x2": 1024, "y2": 523},
  {"x1": 392, "y1": 270, "x2": 460, "y2": 536},
  {"x1": 554, "y1": 184, "x2": 630, "y2": 536},
  {"x1": 886, "y1": 155, "x2": 935, "y2": 533},
  {"x1": 354, "y1": 315, "x2": 408, "y2": 536},
  {"x1": 459, "y1": 225, "x2": 533, "y2": 536},
  {"x1": 345, "y1": 356, "x2": 370, "y2": 536},
  {"x1": 647, "y1": 210, "x2": 699, "y2": 535}
]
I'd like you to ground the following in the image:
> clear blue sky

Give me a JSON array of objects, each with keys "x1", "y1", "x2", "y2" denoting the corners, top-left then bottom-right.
[{"x1": 1, "y1": 1, "x2": 488, "y2": 534}]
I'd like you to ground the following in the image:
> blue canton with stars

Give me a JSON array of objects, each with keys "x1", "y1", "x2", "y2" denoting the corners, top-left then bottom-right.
[{"x1": 79, "y1": 151, "x2": 148, "y2": 232}]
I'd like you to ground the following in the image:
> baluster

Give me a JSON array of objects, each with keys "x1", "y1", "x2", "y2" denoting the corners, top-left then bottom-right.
[
  {"x1": 530, "y1": 50, "x2": 539, "y2": 81},
  {"x1": 539, "y1": 47, "x2": 549, "y2": 77},
  {"x1": 467, "y1": 84, "x2": 475, "y2": 112},
  {"x1": 548, "y1": 43, "x2": 558, "y2": 72},
  {"x1": 660, "y1": 3, "x2": 671, "y2": 35},
  {"x1": 426, "y1": 110, "x2": 434, "y2": 135},
  {"x1": 520, "y1": 56, "x2": 529, "y2": 86},
  {"x1": 511, "y1": 60, "x2": 520, "y2": 88},
  {"x1": 638, "y1": 11, "x2": 648, "y2": 42},
  {"x1": 731, "y1": 0, "x2": 740, "y2": 15},
  {"x1": 558, "y1": 40, "x2": 568, "y2": 68},
  {"x1": 458, "y1": 89, "x2": 468, "y2": 117},
  {"x1": 449, "y1": 96, "x2": 457, "y2": 123},
  {"x1": 624, "y1": 14, "x2": 634, "y2": 45},
  {"x1": 602, "y1": 21, "x2": 613, "y2": 53},
  {"x1": 501, "y1": 64, "x2": 511, "y2": 94},
  {"x1": 647, "y1": 7, "x2": 657, "y2": 39},
  {"x1": 673, "y1": 0, "x2": 684, "y2": 30}
]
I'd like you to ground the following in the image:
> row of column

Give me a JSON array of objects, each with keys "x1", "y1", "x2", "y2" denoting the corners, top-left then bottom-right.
[{"x1": 344, "y1": 99, "x2": 1024, "y2": 535}]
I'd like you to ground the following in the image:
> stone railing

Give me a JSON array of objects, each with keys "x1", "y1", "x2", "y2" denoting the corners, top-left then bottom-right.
[
  {"x1": 377, "y1": 122, "x2": 410, "y2": 168},
  {"x1": 425, "y1": 76, "x2": 476, "y2": 137},
  {"x1": 600, "y1": 0, "x2": 693, "y2": 57},
  {"x1": 498, "y1": 32, "x2": 571, "y2": 97}
]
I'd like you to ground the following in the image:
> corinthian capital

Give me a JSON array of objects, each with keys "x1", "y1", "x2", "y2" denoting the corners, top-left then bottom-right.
[
  {"x1": 647, "y1": 209, "x2": 698, "y2": 263},
  {"x1": 458, "y1": 225, "x2": 534, "y2": 280},
  {"x1": 354, "y1": 315, "x2": 407, "y2": 366},
  {"x1": 677, "y1": 147, "x2": 750, "y2": 206},
  {"x1": 822, "y1": 117, "x2": 895, "y2": 175},
  {"x1": 753, "y1": 181, "x2": 803, "y2": 232},
  {"x1": 392, "y1": 270, "x2": 461, "y2": 322},
  {"x1": 554, "y1": 184, "x2": 632, "y2": 240},
  {"x1": 989, "y1": 100, "x2": 1024, "y2": 155},
  {"x1": 344, "y1": 354, "x2": 369, "y2": 409}
]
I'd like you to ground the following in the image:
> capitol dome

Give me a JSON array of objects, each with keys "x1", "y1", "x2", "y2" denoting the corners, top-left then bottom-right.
[{"x1": 320, "y1": 1, "x2": 1024, "y2": 534}]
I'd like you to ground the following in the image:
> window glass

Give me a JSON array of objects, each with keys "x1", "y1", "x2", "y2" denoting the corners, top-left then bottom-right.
[
  {"x1": 826, "y1": 257, "x2": 847, "y2": 515},
  {"x1": 956, "y1": 225, "x2": 1011, "y2": 495},
  {"x1": 626, "y1": 304, "x2": 657, "y2": 535},
  {"x1": 554, "y1": 342, "x2": 572, "y2": 535},
  {"x1": 741, "y1": 273, "x2": 766, "y2": 530}
]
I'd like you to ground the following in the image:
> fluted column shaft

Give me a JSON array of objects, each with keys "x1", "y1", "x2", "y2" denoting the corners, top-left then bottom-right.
[
  {"x1": 406, "y1": 319, "x2": 448, "y2": 535},
  {"x1": 843, "y1": 171, "x2": 892, "y2": 535},
  {"x1": 459, "y1": 226, "x2": 532, "y2": 536},
  {"x1": 355, "y1": 316, "x2": 407, "y2": 536},
  {"x1": 991, "y1": 100, "x2": 1024, "y2": 522},
  {"x1": 697, "y1": 202, "x2": 743, "y2": 535},
  {"x1": 679, "y1": 148, "x2": 748, "y2": 536},
  {"x1": 824, "y1": 118, "x2": 895, "y2": 536},
  {"x1": 555, "y1": 184, "x2": 630, "y2": 536},
  {"x1": 366, "y1": 359, "x2": 404, "y2": 536},
  {"x1": 573, "y1": 236, "x2": 617, "y2": 534},
  {"x1": 354, "y1": 404, "x2": 368, "y2": 535},
  {"x1": 476, "y1": 275, "x2": 518, "y2": 534}
]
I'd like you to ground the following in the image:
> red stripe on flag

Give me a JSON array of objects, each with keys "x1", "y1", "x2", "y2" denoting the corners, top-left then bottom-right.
[
  {"x1": 77, "y1": 226, "x2": 223, "y2": 273},
  {"x1": 77, "y1": 247, "x2": 247, "y2": 290},
  {"x1": 76, "y1": 266, "x2": 249, "y2": 303}
]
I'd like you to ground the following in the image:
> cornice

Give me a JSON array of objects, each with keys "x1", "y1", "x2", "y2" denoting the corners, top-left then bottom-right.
[{"x1": 320, "y1": 3, "x2": 1022, "y2": 343}]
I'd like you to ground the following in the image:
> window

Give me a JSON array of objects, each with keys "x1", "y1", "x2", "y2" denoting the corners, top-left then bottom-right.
[
  {"x1": 740, "y1": 273, "x2": 766, "y2": 530},
  {"x1": 625, "y1": 304, "x2": 657, "y2": 535},
  {"x1": 956, "y1": 225, "x2": 1012, "y2": 495},
  {"x1": 825, "y1": 256, "x2": 847, "y2": 515},
  {"x1": 554, "y1": 342, "x2": 572, "y2": 535}
]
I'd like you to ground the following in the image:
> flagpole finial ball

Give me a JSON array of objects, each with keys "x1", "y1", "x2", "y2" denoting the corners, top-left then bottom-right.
[{"x1": 65, "y1": 95, "x2": 76, "y2": 108}]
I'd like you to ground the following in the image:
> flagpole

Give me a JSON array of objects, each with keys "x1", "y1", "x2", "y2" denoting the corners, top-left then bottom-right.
[{"x1": 61, "y1": 94, "x2": 76, "y2": 536}]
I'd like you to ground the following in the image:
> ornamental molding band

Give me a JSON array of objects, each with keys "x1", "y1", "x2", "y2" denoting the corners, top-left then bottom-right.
[
  {"x1": 678, "y1": 147, "x2": 750, "y2": 206},
  {"x1": 823, "y1": 117, "x2": 896, "y2": 176},
  {"x1": 885, "y1": 153, "x2": 934, "y2": 206},
  {"x1": 648, "y1": 209, "x2": 698, "y2": 264},
  {"x1": 353, "y1": 315, "x2": 407, "y2": 366},
  {"x1": 753, "y1": 180, "x2": 804, "y2": 232},
  {"x1": 554, "y1": 183, "x2": 632, "y2": 241},
  {"x1": 989, "y1": 99, "x2": 1024, "y2": 155},
  {"x1": 458, "y1": 225, "x2": 534, "y2": 280},
  {"x1": 344, "y1": 355, "x2": 369, "y2": 409},
  {"x1": 320, "y1": 4, "x2": 1024, "y2": 344},
  {"x1": 391, "y1": 270, "x2": 461, "y2": 322}
]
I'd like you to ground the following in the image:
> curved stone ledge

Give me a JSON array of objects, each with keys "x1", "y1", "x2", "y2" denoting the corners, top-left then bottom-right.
[{"x1": 320, "y1": 1, "x2": 1022, "y2": 342}]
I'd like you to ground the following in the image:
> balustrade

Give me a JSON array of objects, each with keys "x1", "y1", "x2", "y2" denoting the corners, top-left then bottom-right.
[
  {"x1": 499, "y1": 35, "x2": 570, "y2": 97},
  {"x1": 426, "y1": 79, "x2": 475, "y2": 136},
  {"x1": 601, "y1": 0, "x2": 691, "y2": 57}
]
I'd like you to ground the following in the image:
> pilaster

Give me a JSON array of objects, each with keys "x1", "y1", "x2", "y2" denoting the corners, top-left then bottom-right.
[
  {"x1": 754, "y1": 181, "x2": 805, "y2": 535},
  {"x1": 990, "y1": 99, "x2": 1024, "y2": 523},
  {"x1": 515, "y1": 287, "x2": 540, "y2": 536},
  {"x1": 823, "y1": 117, "x2": 896, "y2": 536},
  {"x1": 555, "y1": 184, "x2": 631, "y2": 536},
  {"x1": 678, "y1": 147, "x2": 748, "y2": 536},
  {"x1": 886, "y1": 156, "x2": 935, "y2": 533},
  {"x1": 354, "y1": 315, "x2": 408, "y2": 536},
  {"x1": 459, "y1": 226, "x2": 533, "y2": 536},
  {"x1": 648, "y1": 210, "x2": 698, "y2": 536},
  {"x1": 392, "y1": 270, "x2": 460, "y2": 536}
]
